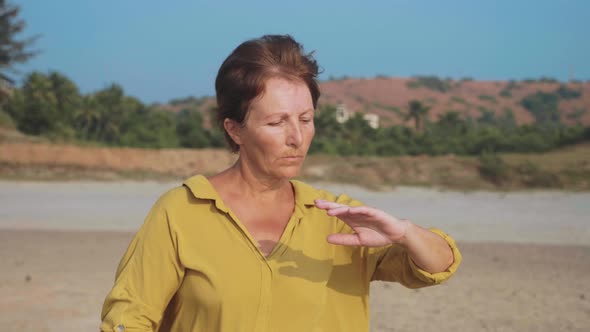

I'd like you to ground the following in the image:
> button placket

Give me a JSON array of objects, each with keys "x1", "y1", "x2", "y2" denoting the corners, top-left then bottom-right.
[{"x1": 253, "y1": 258, "x2": 273, "y2": 332}]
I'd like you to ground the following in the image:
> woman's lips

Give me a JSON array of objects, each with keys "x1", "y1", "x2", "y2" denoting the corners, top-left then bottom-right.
[{"x1": 281, "y1": 155, "x2": 303, "y2": 162}]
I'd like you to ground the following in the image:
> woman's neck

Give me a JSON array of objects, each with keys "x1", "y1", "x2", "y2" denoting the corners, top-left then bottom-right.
[{"x1": 210, "y1": 158, "x2": 293, "y2": 203}]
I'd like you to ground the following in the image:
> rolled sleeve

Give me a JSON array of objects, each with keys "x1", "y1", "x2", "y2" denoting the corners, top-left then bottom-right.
[
  {"x1": 371, "y1": 228, "x2": 461, "y2": 288},
  {"x1": 408, "y1": 228, "x2": 462, "y2": 285},
  {"x1": 100, "y1": 197, "x2": 185, "y2": 332}
]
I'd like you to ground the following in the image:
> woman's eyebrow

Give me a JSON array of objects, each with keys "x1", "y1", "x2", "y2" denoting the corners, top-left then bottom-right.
[{"x1": 263, "y1": 109, "x2": 313, "y2": 119}]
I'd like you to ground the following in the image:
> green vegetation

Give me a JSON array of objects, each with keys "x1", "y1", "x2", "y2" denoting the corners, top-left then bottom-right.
[
  {"x1": 478, "y1": 94, "x2": 497, "y2": 104},
  {"x1": 520, "y1": 86, "x2": 585, "y2": 124},
  {"x1": 0, "y1": 110, "x2": 15, "y2": 128},
  {"x1": 538, "y1": 77, "x2": 559, "y2": 84},
  {"x1": 405, "y1": 100, "x2": 430, "y2": 133},
  {"x1": 0, "y1": 1, "x2": 39, "y2": 84},
  {"x1": 308, "y1": 102, "x2": 588, "y2": 157},
  {"x1": 523, "y1": 77, "x2": 559, "y2": 84},
  {"x1": 4, "y1": 71, "x2": 223, "y2": 148},
  {"x1": 555, "y1": 85, "x2": 582, "y2": 99},
  {"x1": 0, "y1": 0, "x2": 39, "y2": 113},
  {"x1": 450, "y1": 96, "x2": 468, "y2": 105},
  {"x1": 373, "y1": 102, "x2": 402, "y2": 115},
  {"x1": 326, "y1": 75, "x2": 351, "y2": 81},
  {"x1": 4, "y1": 70, "x2": 590, "y2": 161},
  {"x1": 499, "y1": 80, "x2": 520, "y2": 98},
  {"x1": 566, "y1": 108, "x2": 587, "y2": 122},
  {"x1": 476, "y1": 153, "x2": 564, "y2": 188},
  {"x1": 406, "y1": 76, "x2": 452, "y2": 93},
  {"x1": 478, "y1": 152, "x2": 510, "y2": 185},
  {"x1": 168, "y1": 96, "x2": 208, "y2": 107},
  {"x1": 521, "y1": 91, "x2": 560, "y2": 124},
  {"x1": 176, "y1": 108, "x2": 224, "y2": 148}
]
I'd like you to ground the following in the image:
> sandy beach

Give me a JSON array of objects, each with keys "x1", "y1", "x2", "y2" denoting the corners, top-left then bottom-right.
[{"x1": 0, "y1": 181, "x2": 589, "y2": 331}]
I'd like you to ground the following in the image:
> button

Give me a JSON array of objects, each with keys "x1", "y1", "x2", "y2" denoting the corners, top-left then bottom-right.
[{"x1": 116, "y1": 325, "x2": 124, "y2": 332}]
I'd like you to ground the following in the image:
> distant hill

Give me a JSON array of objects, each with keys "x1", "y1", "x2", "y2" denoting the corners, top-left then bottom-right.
[
  {"x1": 320, "y1": 77, "x2": 589, "y2": 127},
  {"x1": 156, "y1": 76, "x2": 590, "y2": 127}
]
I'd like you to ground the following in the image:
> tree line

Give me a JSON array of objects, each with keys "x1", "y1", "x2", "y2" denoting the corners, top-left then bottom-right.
[
  {"x1": 1, "y1": 71, "x2": 225, "y2": 148},
  {"x1": 1, "y1": 70, "x2": 589, "y2": 156},
  {"x1": 311, "y1": 104, "x2": 589, "y2": 156}
]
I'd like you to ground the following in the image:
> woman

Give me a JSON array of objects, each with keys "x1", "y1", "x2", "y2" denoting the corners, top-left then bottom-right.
[{"x1": 101, "y1": 35, "x2": 461, "y2": 332}]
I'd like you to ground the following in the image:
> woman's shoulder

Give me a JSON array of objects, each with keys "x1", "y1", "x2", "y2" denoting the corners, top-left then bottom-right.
[{"x1": 151, "y1": 174, "x2": 214, "y2": 210}]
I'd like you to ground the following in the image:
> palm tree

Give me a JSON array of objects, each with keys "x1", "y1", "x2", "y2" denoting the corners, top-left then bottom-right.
[
  {"x1": 0, "y1": 0, "x2": 39, "y2": 102},
  {"x1": 405, "y1": 100, "x2": 430, "y2": 133}
]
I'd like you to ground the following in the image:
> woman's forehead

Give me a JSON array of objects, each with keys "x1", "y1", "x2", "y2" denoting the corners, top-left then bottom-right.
[{"x1": 249, "y1": 78, "x2": 313, "y2": 117}]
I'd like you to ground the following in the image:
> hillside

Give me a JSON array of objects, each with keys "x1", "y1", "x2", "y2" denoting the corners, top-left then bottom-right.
[
  {"x1": 160, "y1": 77, "x2": 590, "y2": 127},
  {"x1": 321, "y1": 77, "x2": 590, "y2": 126}
]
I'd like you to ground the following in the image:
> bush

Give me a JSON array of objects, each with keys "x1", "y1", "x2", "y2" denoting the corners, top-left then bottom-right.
[
  {"x1": 566, "y1": 108, "x2": 586, "y2": 122},
  {"x1": 538, "y1": 77, "x2": 559, "y2": 84},
  {"x1": 555, "y1": 85, "x2": 582, "y2": 99},
  {"x1": 0, "y1": 109, "x2": 15, "y2": 128},
  {"x1": 406, "y1": 76, "x2": 452, "y2": 93},
  {"x1": 451, "y1": 96, "x2": 466, "y2": 104},
  {"x1": 478, "y1": 152, "x2": 511, "y2": 185},
  {"x1": 478, "y1": 95, "x2": 497, "y2": 103},
  {"x1": 521, "y1": 92, "x2": 561, "y2": 124},
  {"x1": 516, "y1": 161, "x2": 562, "y2": 188},
  {"x1": 168, "y1": 96, "x2": 208, "y2": 107}
]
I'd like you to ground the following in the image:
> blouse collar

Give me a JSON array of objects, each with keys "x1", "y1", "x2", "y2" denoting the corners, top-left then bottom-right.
[{"x1": 183, "y1": 175, "x2": 321, "y2": 213}]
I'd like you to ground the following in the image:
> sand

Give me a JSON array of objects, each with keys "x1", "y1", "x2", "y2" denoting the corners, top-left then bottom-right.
[{"x1": 0, "y1": 181, "x2": 589, "y2": 331}]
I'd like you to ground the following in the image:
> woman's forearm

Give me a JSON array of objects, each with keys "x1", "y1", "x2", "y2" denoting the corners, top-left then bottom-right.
[{"x1": 396, "y1": 221, "x2": 454, "y2": 274}]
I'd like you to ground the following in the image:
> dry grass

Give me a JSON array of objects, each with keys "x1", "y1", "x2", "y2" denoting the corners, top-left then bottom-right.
[
  {"x1": 1, "y1": 138, "x2": 589, "y2": 190},
  {"x1": 502, "y1": 143, "x2": 590, "y2": 171},
  {"x1": 301, "y1": 154, "x2": 486, "y2": 190},
  {"x1": 0, "y1": 142, "x2": 236, "y2": 179}
]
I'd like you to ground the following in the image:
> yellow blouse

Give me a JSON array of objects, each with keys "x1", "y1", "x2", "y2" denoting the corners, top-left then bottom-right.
[{"x1": 101, "y1": 175, "x2": 461, "y2": 332}]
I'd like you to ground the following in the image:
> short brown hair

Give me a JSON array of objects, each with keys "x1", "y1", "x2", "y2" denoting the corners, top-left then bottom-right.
[{"x1": 215, "y1": 34, "x2": 320, "y2": 152}]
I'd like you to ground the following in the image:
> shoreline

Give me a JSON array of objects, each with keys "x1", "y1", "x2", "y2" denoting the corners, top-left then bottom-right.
[{"x1": 2, "y1": 180, "x2": 589, "y2": 246}]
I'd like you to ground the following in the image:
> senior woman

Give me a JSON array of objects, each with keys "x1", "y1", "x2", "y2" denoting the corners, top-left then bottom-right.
[{"x1": 101, "y1": 35, "x2": 461, "y2": 332}]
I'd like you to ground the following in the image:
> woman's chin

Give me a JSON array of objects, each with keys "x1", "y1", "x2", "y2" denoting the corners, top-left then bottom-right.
[{"x1": 274, "y1": 165, "x2": 302, "y2": 179}]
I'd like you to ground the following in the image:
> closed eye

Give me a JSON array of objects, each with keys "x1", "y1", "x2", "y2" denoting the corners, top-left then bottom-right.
[{"x1": 267, "y1": 120, "x2": 283, "y2": 126}]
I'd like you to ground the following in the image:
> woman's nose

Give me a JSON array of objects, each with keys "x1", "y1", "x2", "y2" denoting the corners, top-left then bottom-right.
[{"x1": 286, "y1": 122, "x2": 303, "y2": 147}]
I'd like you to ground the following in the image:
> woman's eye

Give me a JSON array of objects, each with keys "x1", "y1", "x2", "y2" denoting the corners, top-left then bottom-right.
[
  {"x1": 300, "y1": 118, "x2": 312, "y2": 123},
  {"x1": 268, "y1": 120, "x2": 282, "y2": 126}
]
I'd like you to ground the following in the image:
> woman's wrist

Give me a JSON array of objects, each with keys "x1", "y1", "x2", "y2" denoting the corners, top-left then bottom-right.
[{"x1": 390, "y1": 219, "x2": 415, "y2": 247}]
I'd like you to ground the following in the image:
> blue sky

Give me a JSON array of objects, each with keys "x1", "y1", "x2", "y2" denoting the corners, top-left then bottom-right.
[{"x1": 13, "y1": 0, "x2": 590, "y2": 104}]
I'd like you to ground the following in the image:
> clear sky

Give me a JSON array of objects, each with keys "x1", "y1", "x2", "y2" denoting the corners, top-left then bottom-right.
[{"x1": 13, "y1": 0, "x2": 590, "y2": 104}]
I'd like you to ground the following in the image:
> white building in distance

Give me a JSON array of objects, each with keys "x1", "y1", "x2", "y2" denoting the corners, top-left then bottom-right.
[{"x1": 335, "y1": 103, "x2": 379, "y2": 129}]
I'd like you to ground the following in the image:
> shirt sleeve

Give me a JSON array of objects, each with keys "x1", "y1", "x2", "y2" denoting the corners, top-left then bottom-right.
[
  {"x1": 100, "y1": 197, "x2": 185, "y2": 332},
  {"x1": 371, "y1": 228, "x2": 462, "y2": 288}
]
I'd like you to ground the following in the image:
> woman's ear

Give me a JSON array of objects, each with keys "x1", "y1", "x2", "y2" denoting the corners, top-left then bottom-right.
[{"x1": 223, "y1": 118, "x2": 243, "y2": 146}]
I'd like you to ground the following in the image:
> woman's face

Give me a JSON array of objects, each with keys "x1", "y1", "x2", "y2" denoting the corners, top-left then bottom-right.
[{"x1": 227, "y1": 77, "x2": 315, "y2": 180}]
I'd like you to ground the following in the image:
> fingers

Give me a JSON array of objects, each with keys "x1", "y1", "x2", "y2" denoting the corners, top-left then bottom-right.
[
  {"x1": 314, "y1": 199, "x2": 345, "y2": 210},
  {"x1": 326, "y1": 233, "x2": 362, "y2": 246},
  {"x1": 315, "y1": 200, "x2": 374, "y2": 217},
  {"x1": 314, "y1": 199, "x2": 350, "y2": 216},
  {"x1": 326, "y1": 205, "x2": 351, "y2": 216}
]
